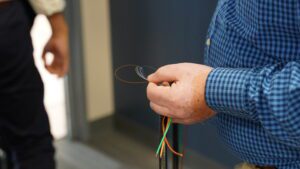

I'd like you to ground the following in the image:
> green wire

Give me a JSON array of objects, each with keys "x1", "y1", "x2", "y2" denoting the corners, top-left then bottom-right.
[{"x1": 156, "y1": 118, "x2": 172, "y2": 156}]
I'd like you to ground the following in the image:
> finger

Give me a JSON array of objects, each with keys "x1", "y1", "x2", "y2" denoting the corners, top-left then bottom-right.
[
  {"x1": 46, "y1": 64, "x2": 59, "y2": 75},
  {"x1": 42, "y1": 45, "x2": 56, "y2": 74},
  {"x1": 172, "y1": 118, "x2": 180, "y2": 124},
  {"x1": 172, "y1": 118, "x2": 193, "y2": 125},
  {"x1": 147, "y1": 82, "x2": 172, "y2": 107},
  {"x1": 42, "y1": 50, "x2": 47, "y2": 64},
  {"x1": 52, "y1": 54, "x2": 64, "y2": 75},
  {"x1": 50, "y1": 59, "x2": 64, "y2": 76},
  {"x1": 149, "y1": 102, "x2": 173, "y2": 117},
  {"x1": 45, "y1": 62, "x2": 62, "y2": 77},
  {"x1": 147, "y1": 64, "x2": 179, "y2": 83},
  {"x1": 172, "y1": 118, "x2": 185, "y2": 124},
  {"x1": 44, "y1": 60, "x2": 56, "y2": 74},
  {"x1": 42, "y1": 43, "x2": 54, "y2": 65},
  {"x1": 42, "y1": 50, "x2": 51, "y2": 69},
  {"x1": 47, "y1": 48, "x2": 65, "y2": 76},
  {"x1": 49, "y1": 48, "x2": 69, "y2": 77}
]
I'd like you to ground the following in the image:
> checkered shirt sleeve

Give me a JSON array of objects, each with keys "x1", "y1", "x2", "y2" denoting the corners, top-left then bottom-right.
[
  {"x1": 204, "y1": 0, "x2": 300, "y2": 167},
  {"x1": 206, "y1": 63, "x2": 300, "y2": 147}
]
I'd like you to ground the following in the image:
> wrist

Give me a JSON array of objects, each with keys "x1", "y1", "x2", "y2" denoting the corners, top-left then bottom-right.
[
  {"x1": 48, "y1": 13, "x2": 68, "y2": 36},
  {"x1": 192, "y1": 66, "x2": 215, "y2": 116},
  {"x1": 200, "y1": 67, "x2": 215, "y2": 114}
]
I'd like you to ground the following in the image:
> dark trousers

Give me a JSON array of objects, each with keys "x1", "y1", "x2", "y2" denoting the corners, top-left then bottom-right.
[{"x1": 0, "y1": 1, "x2": 55, "y2": 169}]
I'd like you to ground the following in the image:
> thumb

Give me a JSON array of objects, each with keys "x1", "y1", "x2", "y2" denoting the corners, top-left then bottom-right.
[
  {"x1": 42, "y1": 48, "x2": 48, "y2": 65},
  {"x1": 147, "y1": 64, "x2": 179, "y2": 84},
  {"x1": 42, "y1": 43, "x2": 53, "y2": 65},
  {"x1": 42, "y1": 40, "x2": 57, "y2": 64}
]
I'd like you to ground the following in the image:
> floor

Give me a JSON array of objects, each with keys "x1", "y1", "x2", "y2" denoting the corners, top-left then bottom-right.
[
  {"x1": 55, "y1": 115, "x2": 225, "y2": 169},
  {"x1": 83, "y1": 117, "x2": 227, "y2": 169},
  {"x1": 55, "y1": 116, "x2": 227, "y2": 169},
  {"x1": 86, "y1": 117, "x2": 157, "y2": 169},
  {"x1": 56, "y1": 140, "x2": 124, "y2": 169}
]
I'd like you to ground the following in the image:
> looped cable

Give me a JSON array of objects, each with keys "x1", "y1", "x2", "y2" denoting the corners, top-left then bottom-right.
[
  {"x1": 114, "y1": 64, "x2": 156, "y2": 84},
  {"x1": 114, "y1": 64, "x2": 184, "y2": 159},
  {"x1": 114, "y1": 64, "x2": 147, "y2": 84}
]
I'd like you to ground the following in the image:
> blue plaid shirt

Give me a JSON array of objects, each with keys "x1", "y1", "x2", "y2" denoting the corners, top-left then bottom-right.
[{"x1": 204, "y1": 0, "x2": 300, "y2": 168}]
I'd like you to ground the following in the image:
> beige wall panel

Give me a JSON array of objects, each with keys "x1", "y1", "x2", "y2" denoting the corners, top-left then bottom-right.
[{"x1": 80, "y1": 0, "x2": 114, "y2": 121}]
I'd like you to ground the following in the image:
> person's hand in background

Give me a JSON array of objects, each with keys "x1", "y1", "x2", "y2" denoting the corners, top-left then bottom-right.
[
  {"x1": 147, "y1": 63, "x2": 216, "y2": 124},
  {"x1": 43, "y1": 13, "x2": 69, "y2": 77}
]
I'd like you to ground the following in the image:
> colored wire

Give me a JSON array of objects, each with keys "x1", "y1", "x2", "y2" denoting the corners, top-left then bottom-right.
[
  {"x1": 159, "y1": 117, "x2": 170, "y2": 158},
  {"x1": 159, "y1": 117, "x2": 167, "y2": 158},
  {"x1": 156, "y1": 116, "x2": 184, "y2": 158},
  {"x1": 156, "y1": 117, "x2": 172, "y2": 155},
  {"x1": 159, "y1": 140, "x2": 165, "y2": 158},
  {"x1": 162, "y1": 118, "x2": 183, "y2": 157},
  {"x1": 114, "y1": 64, "x2": 184, "y2": 160}
]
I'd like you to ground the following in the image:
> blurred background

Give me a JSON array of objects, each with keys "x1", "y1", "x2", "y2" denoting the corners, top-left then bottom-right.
[{"x1": 30, "y1": 0, "x2": 242, "y2": 169}]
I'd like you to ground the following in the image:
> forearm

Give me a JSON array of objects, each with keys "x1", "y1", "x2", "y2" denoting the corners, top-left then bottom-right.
[
  {"x1": 42, "y1": 11, "x2": 69, "y2": 77},
  {"x1": 48, "y1": 13, "x2": 68, "y2": 36},
  {"x1": 205, "y1": 61, "x2": 300, "y2": 147}
]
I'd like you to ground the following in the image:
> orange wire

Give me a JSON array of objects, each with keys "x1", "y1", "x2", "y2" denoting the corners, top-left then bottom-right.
[
  {"x1": 159, "y1": 117, "x2": 167, "y2": 158},
  {"x1": 161, "y1": 116, "x2": 183, "y2": 157},
  {"x1": 164, "y1": 136, "x2": 183, "y2": 157},
  {"x1": 160, "y1": 141, "x2": 165, "y2": 158}
]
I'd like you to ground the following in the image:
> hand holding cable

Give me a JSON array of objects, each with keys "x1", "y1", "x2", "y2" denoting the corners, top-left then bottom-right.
[{"x1": 147, "y1": 63, "x2": 215, "y2": 125}]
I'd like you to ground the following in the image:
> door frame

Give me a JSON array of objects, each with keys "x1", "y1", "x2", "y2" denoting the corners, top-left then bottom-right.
[{"x1": 64, "y1": 0, "x2": 89, "y2": 141}]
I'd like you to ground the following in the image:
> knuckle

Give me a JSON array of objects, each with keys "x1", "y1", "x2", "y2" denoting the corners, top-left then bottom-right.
[
  {"x1": 149, "y1": 102, "x2": 154, "y2": 109},
  {"x1": 157, "y1": 65, "x2": 170, "y2": 74},
  {"x1": 146, "y1": 84, "x2": 152, "y2": 99},
  {"x1": 156, "y1": 67, "x2": 164, "y2": 75}
]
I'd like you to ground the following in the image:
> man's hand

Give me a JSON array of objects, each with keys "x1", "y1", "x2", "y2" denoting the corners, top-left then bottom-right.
[
  {"x1": 147, "y1": 63, "x2": 216, "y2": 124},
  {"x1": 43, "y1": 13, "x2": 69, "y2": 77}
]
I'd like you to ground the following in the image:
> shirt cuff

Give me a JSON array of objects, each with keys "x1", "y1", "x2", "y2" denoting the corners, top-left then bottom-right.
[
  {"x1": 205, "y1": 68, "x2": 256, "y2": 119},
  {"x1": 29, "y1": 0, "x2": 66, "y2": 16}
]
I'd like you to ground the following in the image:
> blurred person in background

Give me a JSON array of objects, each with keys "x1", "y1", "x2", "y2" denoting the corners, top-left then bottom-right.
[{"x1": 0, "y1": 0, "x2": 69, "y2": 168}]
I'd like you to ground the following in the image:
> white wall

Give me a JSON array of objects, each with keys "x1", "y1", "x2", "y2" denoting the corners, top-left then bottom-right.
[{"x1": 80, "y1": 0, "x2": 114, "y2": 121}]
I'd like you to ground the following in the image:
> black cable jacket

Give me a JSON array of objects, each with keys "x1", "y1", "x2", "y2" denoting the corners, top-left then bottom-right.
[{"x1": 173, "y1": 124, "x2": 179, "y2": 169}]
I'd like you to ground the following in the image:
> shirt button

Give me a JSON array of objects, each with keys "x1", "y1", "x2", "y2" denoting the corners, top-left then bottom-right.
[{"x1": 206, "y1": 38, "x2": 211, "y2": 46}]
